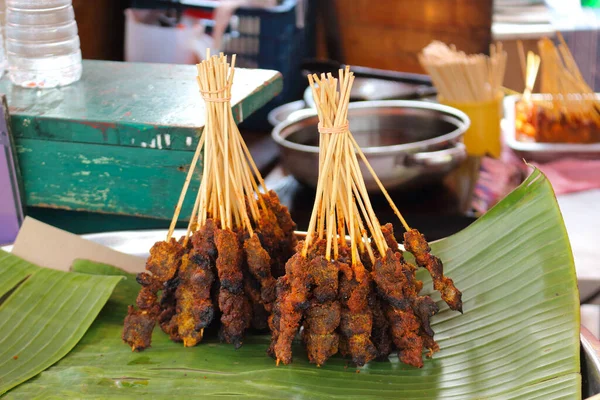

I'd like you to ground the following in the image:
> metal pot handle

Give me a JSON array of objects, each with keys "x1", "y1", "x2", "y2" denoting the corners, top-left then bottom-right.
[{"x1": 405, "y1": 142, "x2": 467, "y2": 167}]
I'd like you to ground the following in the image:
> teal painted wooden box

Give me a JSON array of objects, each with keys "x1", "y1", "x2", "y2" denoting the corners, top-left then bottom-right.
[{"x1": 0, "y1": 60, "x2": 282, "y2": 220}]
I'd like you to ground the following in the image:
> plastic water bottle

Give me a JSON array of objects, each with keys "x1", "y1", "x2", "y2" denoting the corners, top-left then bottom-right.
[
  {"x1": 0, "y1": 0, "x2": 7, "y2": 77},
  {"x1": 5, "y1": 0, "x2": 82, "y2": 88}
]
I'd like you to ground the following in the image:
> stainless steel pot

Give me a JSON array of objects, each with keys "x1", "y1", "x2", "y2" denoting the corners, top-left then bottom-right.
[{"x1": 272, "y1": 100, "x2": 470, "y2": 191}]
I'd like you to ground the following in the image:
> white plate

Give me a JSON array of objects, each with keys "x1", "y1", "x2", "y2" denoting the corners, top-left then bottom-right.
[{"x1": 503, "y1": 94, "x2": 600, "y2": 163}]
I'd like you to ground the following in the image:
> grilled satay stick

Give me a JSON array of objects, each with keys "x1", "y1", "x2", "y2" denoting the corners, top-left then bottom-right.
[
  {"x1": 372, "y1": 249, "x2": 426, "y2": 368},
  {"x1": 158, "y1": 275, "x2": 181, "y2": 342},
  {"x1": 268, "y1": 276, "x2": 290, "y2": 358},
  {"x1": 304, "y1": 300, "x2": 341, "y2": 366},
  {"x1": 123, "y1": 239, "x2": 186, "y2": 351},
  {"x1": 404, "y1": 229, "x2": 463, "y2": 312},
  {"x1": 244, "y1": 274, "x2": 269, "y2": 330},
  {"x1": 215, "y1": 227, "x2": 252, "y2": 348},
  {"x1": 346, "y1": 124, "x2": 463, "y2": 312},
  {"x1": 377, "y1": 223, "x2": 440, "y2": 357},
  {"x1": 244, "y1": 235, "x2": 277, "y2": 312},
  {"x1": 174, "y1": 220, "x2": 218, "y2": 346},
  {"x1": 259, "y1": 191, "x2": 297, "y2": 277},
  {"x1": 304, "y1": 256, "x2": 341, "y2": 366},
  {"x1": 338, "y1": 261, "x2": 377, "y2": 366},
  {"x1": 273, "y1": 252, "x2": 311, "y2": 365},
  {"x1": 368, "y1": 292, "x2": 393, "y2": 360},
  {"x1": 268, "y1": 66, "x2": 462, "y2": 369}
]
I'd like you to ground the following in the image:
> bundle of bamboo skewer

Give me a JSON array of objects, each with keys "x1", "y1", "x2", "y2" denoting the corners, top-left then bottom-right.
[
  {"x1": 167, "y1": 51, "x2": 265, "y2": 242},
  {"x1": 122, "y1": 52, "x2": 298, "y2": 352},
  {"x1": 302, "y1": 68, "x2": 408, "y2": 264},
  {"x1": 267, "y1": 67, "x2": 462, "y2": 369},
  {"x1": 419, "y1": 41, "x2": 507, "y2": 103},
  {"x1": 515, "y1": 34, "x2": 600, "y2": 143}
]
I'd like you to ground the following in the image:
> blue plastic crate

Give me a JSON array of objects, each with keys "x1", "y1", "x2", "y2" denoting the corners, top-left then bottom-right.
[{"x1": 222, "y1": 0, "x2": 308, "y2": 103}]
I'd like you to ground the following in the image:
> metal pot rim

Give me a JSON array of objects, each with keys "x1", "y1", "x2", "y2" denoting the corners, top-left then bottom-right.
[{"x1": 271, "y1": 100, "x2": 471, "y2": 155}]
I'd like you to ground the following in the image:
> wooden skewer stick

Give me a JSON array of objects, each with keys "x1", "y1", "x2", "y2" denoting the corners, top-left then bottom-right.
[
  {"x1": 348, "y1": 133, "x2": 410, "y2": 232},
  {"x1": 302, "y1": 80, "x2": 346, "y2": 256},
  {"x1": 167, "y1": 130, "x2": 205, "y2": 241},
  {"x1": 184, "y1": 183, "x2": 204, "y2": 246},
  {"x1": 346, "y1": 141, "x2": 357, "y2": 264},
  {"x1": 345, "y1": 144, "x2": 387, "y2": 255}
]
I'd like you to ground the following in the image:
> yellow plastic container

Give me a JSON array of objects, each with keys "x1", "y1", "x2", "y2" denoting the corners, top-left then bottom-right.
[{"x1": 441, "y1": 93, "x2": 503, "y2": 158}]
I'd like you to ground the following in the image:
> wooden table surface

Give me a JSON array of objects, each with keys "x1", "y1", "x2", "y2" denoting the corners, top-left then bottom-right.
[
  {"x1": 557, "y1": 189, "x2": 600, "y2": 304},
  {"x1": 1, "y1": 60, "x2": 282, "y2": 150}
]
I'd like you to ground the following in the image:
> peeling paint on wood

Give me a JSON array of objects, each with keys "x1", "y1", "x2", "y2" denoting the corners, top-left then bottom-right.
[{"x1": 16, "y1": 138, "x2": 203, "y2": 219}]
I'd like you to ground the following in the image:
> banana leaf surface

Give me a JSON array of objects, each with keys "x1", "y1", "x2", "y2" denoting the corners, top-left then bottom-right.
[
  {"x1": 0, "y1": 251, "x2": 123, "y2": 396},
  {"x1": 3, "y1": 169, "x2": 581, "y2": 399}
]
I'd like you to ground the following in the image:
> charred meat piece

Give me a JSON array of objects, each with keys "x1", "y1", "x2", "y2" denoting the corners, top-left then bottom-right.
[
  {"x1": 123, "y1": 238, "x2": 185, "y2": 351},
  {"x1": 215, "y1": 228, "x2": 244, "y2": 294},
  {"x1": 372, "y1": 249, "x2": 435, "y2": 368},
  {"x1": 380, "y1": 224, "x2": 424, "y2": 294},
  {"x1": 122, "y1": 306, "x2": 156, "y2": 351},
  {"x1": 218, "y1": 290, "x2": 252, "y2": 348},
  {"x1": 262, "y1": 190, "x2": 297, "y2": 265},
  {"x1": 175, "y1": 251, "x2": 215, "y2": 347},
  {"x1": 172, "y1": 222, "x2": 218, "y2": 346},
  {"x1": 146, "y1": 239, "x2": 186, "y2": 283},
  {"x1": 411, "y1": 296, "x2": 439, "y2": 340},
  {"x1": 381, "y1": 223, "x2": 399, "y2": 251},
  {"x1": 135, "y1": 284, "x2": 159, "y2": 312},
  {"x1": 273, "y1": 253, "x2": 311, "y2": 364},
  {"x1": 303, "y1": 256, "x2": 341, "y2": 366},
  {"x1": 263, "y1": 190, "x2": 296, "y2": 246},
  {"x1": 404, "y1": 229, "x2": 463, "y2": 312},
  {"x1": 371, "y1": 249, "x2": 409, "y2": 310},
  {"x1": 304, "y1": 238, "x2": 327, "y2": 260},
  {"x1": 158, "y1": 276, "x2": 181, "y2": 342},
  {"x1": 338, "y1": 261, "x2": 377, "y2": 366},
  {"x1": 268, "y1": 276, "x2": 290, "y2": 357},
  {"x1": 368, "y1": 292, "x2": 393, "y2": 360},
  {"x1": 191, "y1": 218, "x2": 218, "y2": 261},
  {"x1": 215, "y1": 228, "x2": 251, "y2": 347},
  {"x1": 303, "y1": 300, "x2": 341, "y2": 366},
  {"x1": 386, "y1": 306, "x2": 424, "y2": 368},
  {"x1": 256, "y1": 197, "x2": 286, "y2": 278},
  {"x1": 307, "y1": 255, "x2": 338, "y2": 303},
  {"x1": 244, "y1": 234, "x2": 277, "y2": 311},
  {"x1": 243, "y1": 269, "x2": 269, "y2": 330},
  {"x1": 400, "y1": 256, "x2": 423, "y2": 297}
]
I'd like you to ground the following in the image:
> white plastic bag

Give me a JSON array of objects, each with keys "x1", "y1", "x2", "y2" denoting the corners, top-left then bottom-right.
[{"x1": 124, "y1": 9, "x2": 214, "y2": 64}]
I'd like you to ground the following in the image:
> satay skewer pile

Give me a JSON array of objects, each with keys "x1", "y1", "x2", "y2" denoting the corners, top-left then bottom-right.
[
  {"x1": 122, "y1": 52, "x2": 297, "y2": 351},
  {"x1": 516, "y1": 34, "x2": 600, "y2": 143},
  {"x1": 537, "y1": 35, "x2": 600, "y2": 123},
  {"x1": 419, "y1": 40, "x2": 507, "y2": 103},
  {"x1": 269, "y1": 68, "x2": 463, "y2": 368}
]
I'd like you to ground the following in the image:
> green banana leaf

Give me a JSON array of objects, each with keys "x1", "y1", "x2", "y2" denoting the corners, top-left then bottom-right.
[
  {"x1": 0, "y1": 251, "x2": 123, "y2": 396},
  {"x1": 3, "y1": 169, "x2": 580, "y2": 399}
]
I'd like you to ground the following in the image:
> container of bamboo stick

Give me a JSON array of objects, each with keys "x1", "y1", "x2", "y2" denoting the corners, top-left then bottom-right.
[
  {"x1": 440, "y1": 92, "x2": 503, "y2": 158},
  {"x1": 419, "y1": 41, "x2": 507, "y2": 158}
]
